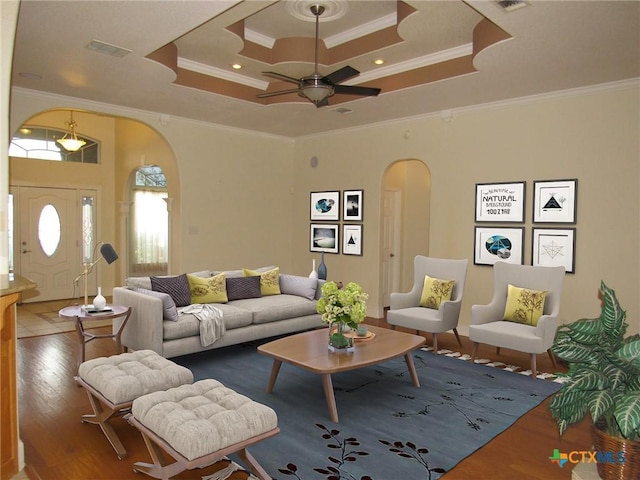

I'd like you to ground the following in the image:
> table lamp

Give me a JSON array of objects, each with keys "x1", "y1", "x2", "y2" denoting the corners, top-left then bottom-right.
[{"x1": 74, "y1": 242, "x2": 119, "y2": 308}]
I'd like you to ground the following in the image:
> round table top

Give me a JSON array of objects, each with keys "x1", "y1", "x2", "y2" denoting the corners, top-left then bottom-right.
[{"x1": 59, "y1": 304, "x2": 130, "y2": 320}]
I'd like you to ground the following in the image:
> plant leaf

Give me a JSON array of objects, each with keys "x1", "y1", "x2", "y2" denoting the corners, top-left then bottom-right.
[
  {"x1": 599, "y1": 281, "x2": 627, "y2": 343},
  {"x1": 587, "y1": 391, "x2": 615, "y2": 422},
  {"x1": 566, "y1": 317, "x2": 604, "y2": 336},
  {"x1": 614, "y1": 391, "x2": 640, "y2": 439},
  {"x1": 616, "y1": 339, "x2": 640, "y2": 364}
]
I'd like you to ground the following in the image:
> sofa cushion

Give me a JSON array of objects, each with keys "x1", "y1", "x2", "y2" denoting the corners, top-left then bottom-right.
[
  {"x1": 229, "y1": 294, "x2": 317, "y2": 324},
  {"x1": 187, "y1": 273, "x2": 228, "y2": 304},
  {"x1": 133, "y1": 288, "x2": 178, "y2": 322},
  {"x1": 243, "y1": 267, "x2": 281, "y2": 296},
  {"x1": 163, "y1": 303, "x2": 253, "y2": 341},
  {"x1": 151, "y1": 274, "x2": 191, "y2": 307},
  {"x1": 279, "y1": 274, "x2": 317, "y2": 300},
  {"x1": 226, "y1": 276, "x2": 262, "y2": 301}
]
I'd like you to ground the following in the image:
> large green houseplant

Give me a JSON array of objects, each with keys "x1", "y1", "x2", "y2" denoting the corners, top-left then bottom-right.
[{"x1": 550, "y1": 281, "x2": 640, "y2": 478}]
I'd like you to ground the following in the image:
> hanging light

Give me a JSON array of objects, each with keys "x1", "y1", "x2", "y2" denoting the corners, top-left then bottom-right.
[{"x1": 56, "y1": 111, "x2": 86, "y2": 152}]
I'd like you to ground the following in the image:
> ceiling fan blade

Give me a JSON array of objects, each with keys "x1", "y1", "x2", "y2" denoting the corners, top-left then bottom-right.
[
  {"x1": 333, "y1": 85, "x2": 381, "y2": 97},
  {"x1": 262, "y1": 71, "x2": 301, "y2": 85},
  {"x1": 257, "y1": 88, "x2": 301, "y2": 98},
  {"x1": 323, "y1": 66, "x2": 360, "y2": 85}
]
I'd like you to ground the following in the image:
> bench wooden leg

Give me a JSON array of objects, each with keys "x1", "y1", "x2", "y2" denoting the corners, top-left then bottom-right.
[
  {"x1": 133, "y1": 430, "x2": 185, "y2": 480},
  {"x1": 81, "y1": 390, "x2": 128, "y2": 459},
  {"x1": 237, "y1": 448, "x2": 272, "y2": 480}
]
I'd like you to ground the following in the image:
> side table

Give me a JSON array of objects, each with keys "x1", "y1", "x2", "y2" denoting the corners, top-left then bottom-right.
[{"x1": 59, "y1": 305, "x2": 132, "y2": 368}]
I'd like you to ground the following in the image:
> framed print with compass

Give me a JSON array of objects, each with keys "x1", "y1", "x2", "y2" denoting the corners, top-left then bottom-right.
[{"x1": 532, "y1": 228, "x2": 576, "y2": 273}]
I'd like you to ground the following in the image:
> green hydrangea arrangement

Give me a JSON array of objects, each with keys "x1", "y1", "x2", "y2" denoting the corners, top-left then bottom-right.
[{"x1": 316, "y1": 281, "x2": 368, "y2": 330}]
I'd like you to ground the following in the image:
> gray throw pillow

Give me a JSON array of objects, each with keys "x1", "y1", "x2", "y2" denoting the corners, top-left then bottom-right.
[
  {"x1": 226, "y1": 276, "x2": 262, "y2": 301},
  {"x1": 133, "y1": 288, "x2": 179, "y2": 321},
  {"x1": 279, "y1": 274, "x2": 317, "y2": 300},
  {"x1": 125, "y1": 276, "x2": 152, "y2": 290},
  {"x1": 150, "y1": 273, "x2": 191, "y2": 307}
]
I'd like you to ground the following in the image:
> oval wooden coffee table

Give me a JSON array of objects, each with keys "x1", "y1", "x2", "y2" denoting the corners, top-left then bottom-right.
[{"x1": 257, "y1": 325, "x2": 425, "y2": 423}]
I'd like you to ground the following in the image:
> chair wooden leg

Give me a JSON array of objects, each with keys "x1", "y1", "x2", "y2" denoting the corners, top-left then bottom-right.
[
  {"x1": 471, "y1": 342, "x2": 479, "y2": 364},
  {"x1": 453, "y1": 328, "x2": 463, "y2": 347},
  {"x1": 547, "y1": 349, "x2": 557, "y2": 368},
  {"x1": 530, "y1": 354, "x2": 537, "y2": 377},
  {"x1": 432, "y1": 333, "x2": 438, "y2": 354}
]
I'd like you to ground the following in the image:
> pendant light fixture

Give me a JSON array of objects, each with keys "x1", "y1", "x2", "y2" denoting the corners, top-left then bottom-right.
[{"x1": 56, "y1": 110, "x2": 86, "y2": 152}]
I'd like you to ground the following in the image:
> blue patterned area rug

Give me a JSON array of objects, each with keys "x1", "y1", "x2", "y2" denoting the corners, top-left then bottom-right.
[{"x1": 174, "y1": 339, "x2": 561, "y2": 480}]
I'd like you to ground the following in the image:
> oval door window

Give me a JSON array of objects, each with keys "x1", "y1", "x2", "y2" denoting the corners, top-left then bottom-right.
[{"x1": 38, "y1": 204, "x2": 61, "y2": 256}]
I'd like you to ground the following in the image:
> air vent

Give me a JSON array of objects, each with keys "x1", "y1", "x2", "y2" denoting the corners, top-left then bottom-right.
[
  {"x1": 85, "y1": 40, "x2": 131, "y2": 58},
  {"x1": 496, "y1": 0, "x2": 529, "y2": 12},
  {"x1": 331, "y1": 107, "x2": 354, "y2": 115}
]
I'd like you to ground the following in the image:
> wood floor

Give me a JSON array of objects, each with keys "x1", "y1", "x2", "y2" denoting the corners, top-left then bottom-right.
[{"x1": 16, "y1": 316, "x2": 592, "y2": 480}]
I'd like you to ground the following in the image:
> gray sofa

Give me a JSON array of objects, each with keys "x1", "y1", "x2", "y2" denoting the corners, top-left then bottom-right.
[{"x1": 112, "y1": 268, "x2": 325, "y2": 358}]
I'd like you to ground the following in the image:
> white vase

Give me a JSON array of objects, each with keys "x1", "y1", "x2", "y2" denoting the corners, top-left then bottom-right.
[
  {"x1": 93, "y1": 287, "x2": 107, "y2": 310},
  {"x1": 309, "y1": 259, "x2": 318, "y2": 279}
]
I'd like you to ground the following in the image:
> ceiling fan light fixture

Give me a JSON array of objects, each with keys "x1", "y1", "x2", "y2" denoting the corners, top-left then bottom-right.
[
  {"x1": 299, "y1": 76, "x2": 334, "y2": 103},
  {"x1": 56, "y1": 111, "x2": 86, "y2": 152}
]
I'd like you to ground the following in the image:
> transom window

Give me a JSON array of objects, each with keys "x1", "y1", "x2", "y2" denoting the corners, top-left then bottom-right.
[{"x1": 9, "y1": 126, "x2": 99, "y2": 163}]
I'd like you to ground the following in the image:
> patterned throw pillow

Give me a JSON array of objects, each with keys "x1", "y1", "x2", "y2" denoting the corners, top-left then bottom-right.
[
  {"x1": 150, "y1": 274, "x2": 191, "y2": 307},
  {"x1": 419, "y1": 275, "x2": 455, "y2": 309},
  {"x1": 226, "y1": 276, "x2": 262, "y2": 301},
  {"x1": 187, "y1": 272, "x2": 228, "y2": 304},
  {"x1": 503, "y1": 284, "x2": 548, "y2": 326},
  {"x1": 242, "y1": 267, "x2": 281, "y2": 296},
  {"x1": 133, "y1": 288, "x2": 178, "y2": 321}
]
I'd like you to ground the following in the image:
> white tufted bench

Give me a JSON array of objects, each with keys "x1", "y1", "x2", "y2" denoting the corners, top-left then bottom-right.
[
  {"x1": 127, "y1": 378, "x2": 279, "y2": 480},
  {"x1": 74, "y1": 350, "x2": 193, "y2": 459}
]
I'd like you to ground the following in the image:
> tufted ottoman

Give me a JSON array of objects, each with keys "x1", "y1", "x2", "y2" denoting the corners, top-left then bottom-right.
[
  {"x1": 75, "y1": 350, "x2": 193, "y2": 459},
  {"x1": 127, "y1": 378, "x2": 279, "y2": 480}
]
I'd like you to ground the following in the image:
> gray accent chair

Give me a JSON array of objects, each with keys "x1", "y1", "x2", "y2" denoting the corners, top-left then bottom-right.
[
  {"x1": 387, "y1": 256, "x2": 469, "y2": 353},
  {"x1": 469, "y1": 261, "x2": 565, "y2": 376}
]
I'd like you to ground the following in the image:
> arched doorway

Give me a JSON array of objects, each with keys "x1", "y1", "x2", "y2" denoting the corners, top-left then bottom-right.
[
  {"x1": 9, "y1": 109, "x2": 179, "y2": 301},
  {"x1": 380, "y1": 159, "x2": 431, "y2": 308}
]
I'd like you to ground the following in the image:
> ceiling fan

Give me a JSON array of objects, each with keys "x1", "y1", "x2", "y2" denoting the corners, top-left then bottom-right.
[{"x1": 256, "y1": 4, "x2": 381, "y2": 107}]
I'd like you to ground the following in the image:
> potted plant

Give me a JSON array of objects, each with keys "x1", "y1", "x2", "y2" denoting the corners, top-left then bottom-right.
[
  {"x1": 550, "y1": 281, "x2": 640, "y2": 479},
  {"x1": 316, "y1": 281, "x2": 368, "y2": 351}
]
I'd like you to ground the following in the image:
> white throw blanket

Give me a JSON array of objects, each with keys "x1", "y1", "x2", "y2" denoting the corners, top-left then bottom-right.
[{"x1": 178, "y1": 304, "x2": 225, "y2": 347}]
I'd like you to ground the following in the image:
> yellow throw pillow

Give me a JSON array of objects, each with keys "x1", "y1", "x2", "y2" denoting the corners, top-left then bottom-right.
[
  {"x1": 187, "y1": 272, "x2": 228, "y2": 304},
  {"x1": 242, "y1": 267, "x2": 281, "y2": 296},
  {"x1": 419, "y1": 275, "x2": 455, "y2": 309},
  {"x1": 503, "y1": 284, "x2": 548, "y2": 326}
]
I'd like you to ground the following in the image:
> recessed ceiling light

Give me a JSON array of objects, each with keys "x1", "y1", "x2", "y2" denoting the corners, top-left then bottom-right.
[
  {"x1": 232, "y1": 63, "x2": 243, "y2": 70},
  {"x1": 373, "y1": 59, "x2": 385, "y2": 65},
  {"x1": 19, "y1": 128, "x2": 32, "y2": 135}
]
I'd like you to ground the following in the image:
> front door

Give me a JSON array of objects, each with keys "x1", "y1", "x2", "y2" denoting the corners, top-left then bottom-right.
[{"x1": 12, "y1": 186, "x2": 90, "y2": 302}]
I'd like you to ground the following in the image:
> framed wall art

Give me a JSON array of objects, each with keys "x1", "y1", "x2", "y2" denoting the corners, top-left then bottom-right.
[
  {"x1": 310, "y1": 191, "x2": 340, "y2": 221},
  {"x1": 342, "y1": 224, "x2": 362, "y2": 255},
  {"x1": 474, "y1": 226, "x2": 524, "y2": 266},
  {"x1": 475, "y1": 181, "x2": 526, "y2": 223},
  {"x1": 310, "y1": 224, "x2": 339, "y2": 253},
  {"x1": 343, "y1": 189, "x2": 363, "y2": 221},
  {"x1": 533, "y1": 179, "x2": 577, "y2": 223},
  {"x1": 532, "y1": 228, "x2": 576, "y2": 273}
]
